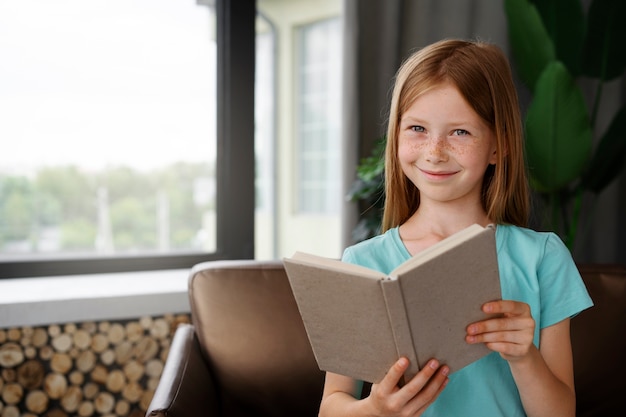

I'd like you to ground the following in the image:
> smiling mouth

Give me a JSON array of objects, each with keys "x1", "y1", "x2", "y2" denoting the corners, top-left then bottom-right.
[{"x1": 419, "y1": 168, "x2": 457, "y2": 179}]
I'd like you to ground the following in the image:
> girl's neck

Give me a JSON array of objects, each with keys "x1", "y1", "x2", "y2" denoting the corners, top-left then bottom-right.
[{"x1": 398, "y1": 203, "x2": 493, "y2": 256}]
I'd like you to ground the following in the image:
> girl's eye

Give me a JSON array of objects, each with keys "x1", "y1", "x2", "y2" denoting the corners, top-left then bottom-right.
[
  {"x1": 453, "y1": 129, "x2": 470, "y2": 136},
  {"x1": 410, "y1": 125, "x2": 425, "y2": 132}
]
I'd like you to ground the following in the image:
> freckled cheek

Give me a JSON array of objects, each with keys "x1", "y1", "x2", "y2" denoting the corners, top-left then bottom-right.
[{"x1": 399, "y1": 139, "x2": 426, "y2": 155}]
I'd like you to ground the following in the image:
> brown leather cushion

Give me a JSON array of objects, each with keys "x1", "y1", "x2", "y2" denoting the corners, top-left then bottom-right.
[
  {"x1": 572, "y1": 264, "x2": 626, "y2": 417},
  {"x1": 189, "y1": 260, "x2": 325, "y2": 417}
]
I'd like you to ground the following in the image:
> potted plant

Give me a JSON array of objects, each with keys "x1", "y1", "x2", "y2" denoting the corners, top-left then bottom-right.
[{"x1": 504, "y1": 0, "x2": 626, "y2": 252}]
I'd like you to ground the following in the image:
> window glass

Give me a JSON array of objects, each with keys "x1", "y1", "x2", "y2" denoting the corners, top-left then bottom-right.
[
  {"x1": 0, "y1": 0, "x2": 217, "y2": 261},
  {"x1": 296, "y1": 17, "x2": 342, "y2": 215},
  {"x1": 256, "y1": 0, "x2": 343, "y2": 260}
]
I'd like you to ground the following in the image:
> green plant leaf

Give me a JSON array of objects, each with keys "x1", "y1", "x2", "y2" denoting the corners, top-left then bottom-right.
[
  {"x1": 581, "y1": 105, "x2": 626, "y2": 193},
  {"x1": 581, "y1": 0, "x2": 626, "y2": 81},
  {"x1": 525, "y1": 61, "x2": 592, "y2": 191},
  {"x1": 504, "y1": 0, "x2": 555, "y2": 90},
  {"x1": 529, "y1": 0, "x2": 585, "y2": 76}
]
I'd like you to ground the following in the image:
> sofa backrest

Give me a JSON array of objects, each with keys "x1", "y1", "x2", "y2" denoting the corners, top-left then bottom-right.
[
  {"x1": 571, "y1": 264, "x2": 626, "y2": 417},
  {"x1": 188, "y1": 260, "x2": 325, "y2": 417}
]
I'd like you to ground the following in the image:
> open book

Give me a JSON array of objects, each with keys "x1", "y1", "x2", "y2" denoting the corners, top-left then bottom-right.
[{"x1": 283, "y1": 223, "x2": 501, "y2": 384}]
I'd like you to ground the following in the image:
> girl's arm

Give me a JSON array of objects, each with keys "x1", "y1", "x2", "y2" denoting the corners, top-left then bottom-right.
[
  {"x1": 319, "y1": 357, "x2": 449, "y2": 417},
  {"x1": 466, "y1": 301, "x2": 575, "y2": 417}
]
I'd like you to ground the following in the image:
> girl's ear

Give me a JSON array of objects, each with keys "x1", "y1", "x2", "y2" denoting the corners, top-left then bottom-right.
[
  {"x1": 489, "y1": 142, "x2": 508, "y2": 165},
  {"x1": 488, "y1": 147, "x2": 498, "y2": 165}
]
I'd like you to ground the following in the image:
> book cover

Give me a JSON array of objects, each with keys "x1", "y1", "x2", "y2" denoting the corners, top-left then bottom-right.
[{"x1": 283, "y1": 224, "x2": 501, "y2": 384}]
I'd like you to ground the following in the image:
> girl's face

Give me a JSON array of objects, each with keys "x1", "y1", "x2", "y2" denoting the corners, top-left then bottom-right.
[{"x1": 398, "y1": 81, "x2": 497, "y2": 207}]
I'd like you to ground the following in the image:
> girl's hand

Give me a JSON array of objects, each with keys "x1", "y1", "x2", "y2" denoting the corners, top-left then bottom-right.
[
  {"x1": 366, "y1": 357, "x2": 449, "y2": 417},
  {"x1": 465, "y1": 300, "x2": 535, "y2": 362}
]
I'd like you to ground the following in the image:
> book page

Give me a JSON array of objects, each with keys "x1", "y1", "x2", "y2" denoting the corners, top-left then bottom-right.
[
  {"x1": 391, "y1": 224, "x2": 488, "y2": 278},
  {"x1": 291, "y1": 251, "x2": 384, "y2": 280}
]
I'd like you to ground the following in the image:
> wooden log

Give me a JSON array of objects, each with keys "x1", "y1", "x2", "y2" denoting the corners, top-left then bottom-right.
[
  {"x1": 145, "y1": 358, "x2": 163, "y2": 379},
  {"x1": 140, "y1": 389, "x2": 155, "y2": 411},
  {"x1": 147, "y1": 377, "x2": 160, "y2": 391},
  {"x1": 25, "y1": 389, "x2": 48, "y2": 414},
  {"x1": 73, "y1": 330, "x2": 92, "y2": 350},
  {"x1": 105, "y1": 369, "x2": 126, "y2": 393},
  {"x1": 60, "y1": 386, "x2": 82, "y2": 413},
  {"x1": 150, "y1": 318, "x2": 169, "y2": 339},
  {"x1": 44, "y1": 372, "x2": 68, "y2": 399},
  {"x1": 1, "y1": 405, "x2": 19, "y2": 417},
  {"x1": 100, "y1": 349, "x2": 115, "y2": 366},
  {"x1": 31, "y1": 328, "x2": 48, "y2": 347},
  {"x1": 7, "y1": 328, "x2": 21, "y2": 342},
  {"x1": 82, "y1": 382, "x2": 99, "y2": 400},
  {"x1": 77, "y1": 400, "x2": 94, "y2": 417},
  {"x1": 123, "y1": 360, "x2": 144, "y2": 382},
  {"x1": 115, "y1": 399, "x2": 130, "y2": 416},
  {"x1": 24, "y1": 346, "x2": 37, "y2": 359},
  {"x1": 91, "y1": 333, "x2": 109, "y2": 353},
  {"x1": 107, "y1": 323, "x2": 125, "y2": 345},
  {"x1": 45, "y1": 408, "x2": 70, "y2": 417},
  {"x1": 64, "y1": 323, "x2": 77, "y2": 334},
  {"x1": 17, "y1": 360, "x2": 45, "y2": 390},
  {"x1": 50, "y1": 353, "x2": 73, "y2": 374},
  {"x1": 2, "y1": 369, "x2": 16, "y2": 383},
  {"x1": 139, "y1": 316, "x2": 153, "y2": 329},
  {"x1": 39, "y1": 345, "x2": 54, "y2": 361},
  {"x1": 98, "y1": 321, "x2": 110, "y2": 333},
  {"x1": 121, "y1": 381, "x2": 143, "y2": 403},
  {"x1": 0, "y1": 343, "x2": 25, "y2": 368},
  {"x1": 114, "y1": 341, "x2": 133, "y2": 365},
  {"x1": 69, "y1": 370, "x2": 84, "y2": 386},
  {"x1": 133, "y1": 337, "x2": 158, "y2": 363},
  {"x1": 48, "y1": 324, "x2": 61, "y2": 337},
  {"x1": 126, "y1": 321, "x2": 143, "y2": 342},
  {"x1": 76, "y1": 350, "x2": 96, "y2": 373},
  {"x1": 0, "y1": 329, "x2": 6, "y2": 344},
  {"x1": 94, "y1": 392, "x2": 115, "y2": 414},
  {"x1": 81, "y1": 321, "x2": 97, "y2": 334},
  {"x1": 51, "y1": 333, "x2": 72, "y2": 353},
  {"x1": 90, "y1": 365, "x2": 108, "y2": 385},
  {"x1": 1, "y1": 382, "x2": 23, "y2": 405},
  {"x1": 160, "y1": 345, "x2": 171, "y2": 362}
]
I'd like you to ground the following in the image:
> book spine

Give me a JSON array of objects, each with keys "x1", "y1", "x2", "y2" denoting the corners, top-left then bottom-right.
[{"x1": 380, "y1": 279, "x2": 419, "y2": 383}]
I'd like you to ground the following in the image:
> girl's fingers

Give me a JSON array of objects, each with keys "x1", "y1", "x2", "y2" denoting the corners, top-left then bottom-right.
[
  {"x1": 482, "y1": 300, "x2": 531, "y2": 315},
  {"x1": 377, "y1": 357, "x2": 411, "y2": 394}
]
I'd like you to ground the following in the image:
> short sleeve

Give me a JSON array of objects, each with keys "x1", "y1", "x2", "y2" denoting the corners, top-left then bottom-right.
[{"x1": 538, "y1": 233, "x2": 593, "y2": 328}]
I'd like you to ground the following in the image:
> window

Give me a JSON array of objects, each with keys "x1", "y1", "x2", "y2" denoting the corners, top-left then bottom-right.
[
  {"x1": 0, "y1": 0, "x2": 255, "y2": 278},
  {"x1": 296, "y1": 17, "x2": 342, "y2": 214},
  {"x1": 255, "y1": 0, "x2": 343, "y2": 260}
]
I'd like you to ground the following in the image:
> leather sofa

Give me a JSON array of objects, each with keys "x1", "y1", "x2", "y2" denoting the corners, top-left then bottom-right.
[{"x1": 146, "y1": 261, "x2": 625, "y2": 417}]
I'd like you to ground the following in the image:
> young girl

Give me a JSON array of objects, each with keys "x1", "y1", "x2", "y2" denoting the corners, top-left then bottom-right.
[{"x1": 319, "y1": 39, "x2": 593, "y2": 417}]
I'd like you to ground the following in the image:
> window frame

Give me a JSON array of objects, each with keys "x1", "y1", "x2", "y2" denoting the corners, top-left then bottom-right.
[{"x1": 0, "y1": 0, "x2": 256, "y2": 279}]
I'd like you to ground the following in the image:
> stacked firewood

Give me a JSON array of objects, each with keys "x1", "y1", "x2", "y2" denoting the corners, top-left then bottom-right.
[{"x1": 0, "y1": 314, "x2": 190, "y2": 417}]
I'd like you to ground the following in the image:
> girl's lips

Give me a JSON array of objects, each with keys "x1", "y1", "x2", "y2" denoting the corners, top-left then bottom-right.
[{"x1": 419, "y1": 168, "x2": 457, "y2": 180}]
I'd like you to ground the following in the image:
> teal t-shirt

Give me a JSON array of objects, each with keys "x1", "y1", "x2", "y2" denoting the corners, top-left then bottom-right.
[{"x1": 342, "y1": 224, "x2": 593, "y2": 417}]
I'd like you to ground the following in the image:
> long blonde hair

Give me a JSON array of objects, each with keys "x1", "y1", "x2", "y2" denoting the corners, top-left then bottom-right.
[{"x1": 381, "y1": 39, "x2": 529, "y2": 232}]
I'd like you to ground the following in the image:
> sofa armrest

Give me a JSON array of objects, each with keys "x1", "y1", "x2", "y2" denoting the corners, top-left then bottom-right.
[{"x1": 146, "y1": 323, "x2": 220, "y2": 417}]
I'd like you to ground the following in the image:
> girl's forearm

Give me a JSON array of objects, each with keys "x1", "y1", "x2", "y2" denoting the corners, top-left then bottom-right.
[{"x1": 509, "y1": 347, "x2": 575, "y2": 417}]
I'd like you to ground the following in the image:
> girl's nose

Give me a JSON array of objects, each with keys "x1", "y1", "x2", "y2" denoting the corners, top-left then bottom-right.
[{"x1": 425, "y1": 135, "x2": 448, "y2": 163}]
